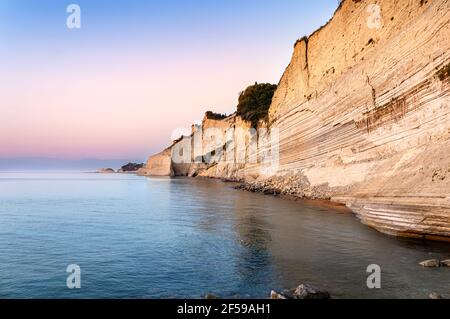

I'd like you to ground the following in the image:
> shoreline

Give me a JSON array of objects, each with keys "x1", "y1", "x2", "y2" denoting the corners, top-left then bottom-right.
[
  {"x1": 230, "y1": 180, "x2": 353, "y2": 214},
  {"x1": 152, "y1": 174, "x2": 356, "y2": 214},
  {"x1": 146, "y1": 175, "x2": 450, "y2": 243}
]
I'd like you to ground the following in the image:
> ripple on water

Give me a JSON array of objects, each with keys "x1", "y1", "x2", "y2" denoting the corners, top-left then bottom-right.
[{"x1": 0, "y1": 173, "x2": 448, "y2": 298}]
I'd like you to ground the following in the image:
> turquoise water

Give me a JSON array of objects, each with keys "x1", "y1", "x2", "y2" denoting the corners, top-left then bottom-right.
[{"x1": 0, "y1": 172, "x2": 448, "y2": 299}]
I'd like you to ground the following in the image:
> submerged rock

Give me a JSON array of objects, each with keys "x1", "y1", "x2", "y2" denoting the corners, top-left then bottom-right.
[
  {"x1": 419, "y1": 259, "x2": 441, "y2": 267},
  {"x1": 270, "y1": 284, "x2": 330, "y2": 299},
  {"x1": 292, "y1": 284, "x2": 330, "y2": 299}
]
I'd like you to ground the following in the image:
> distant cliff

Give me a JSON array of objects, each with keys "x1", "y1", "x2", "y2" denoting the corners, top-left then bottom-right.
[
  {"x1": 140, "y1": 0, "x2": 450, "y2": 241},
  {"x1": 118, "y1": 162, "x2": 144, "y2": 173}
]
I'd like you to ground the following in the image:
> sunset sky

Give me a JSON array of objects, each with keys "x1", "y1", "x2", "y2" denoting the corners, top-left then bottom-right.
[{"x1": 0, "y1": 0, "x2": 337, "y2": 162}]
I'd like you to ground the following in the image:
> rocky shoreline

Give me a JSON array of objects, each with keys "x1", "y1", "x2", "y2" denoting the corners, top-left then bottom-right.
[
  {"x1": 230, "y1": 177, "x2": 353, "y2": 214},
  {"x1": 233, "y1": 173, "x2": 332, "y2": 200}
]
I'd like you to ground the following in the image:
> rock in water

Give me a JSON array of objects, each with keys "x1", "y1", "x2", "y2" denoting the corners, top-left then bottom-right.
[
  {"x1": 97, "y1": 168, "x2": 115, "y2": 174},
  {"x1": 293, "y1": 284, "x2": 330, "y2": 300},
  {"x1": 429, "y1": 292, "x2": 444, "y2": 299},
  {"x1": 118, "y1": 162, "x2": 144, "y2": 173},
  {"x1": 440, "y1": 259, "x2": 450, "y2": 267},
  {"x1": 419, "y1": 259, "x2": 441, "y2": 267},
  {"x1": 270, "y1": 290, "x2": 287, "y2": 299}
]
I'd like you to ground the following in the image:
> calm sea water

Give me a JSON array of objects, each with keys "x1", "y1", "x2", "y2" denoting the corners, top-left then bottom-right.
[{"x1": 0, "y1": 172, "x2": 448, "y2": 299}]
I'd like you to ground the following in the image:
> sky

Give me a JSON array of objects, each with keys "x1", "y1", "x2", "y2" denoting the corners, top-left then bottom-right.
[{"x1": 0, "y1": 0, "x2": 338, "y2": 162}]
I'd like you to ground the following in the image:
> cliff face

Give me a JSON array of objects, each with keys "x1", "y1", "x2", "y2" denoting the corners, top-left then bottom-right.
[
  {"x1": 138, "y1": 114, "x2": 255, "y2": 179},
  {"x1": 138, "y1": 147, "x2": 173, "y2": 176},
  {"x1": 267, "y1": 0, "x2": 450, "y2": 240},
  {"x1": 142, "y1": 0, "x2": 450, "y2": 241}
]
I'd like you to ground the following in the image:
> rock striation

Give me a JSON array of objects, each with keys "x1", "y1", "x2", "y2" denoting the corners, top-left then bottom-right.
[{"x1": 141, "y1": 0, "x2": 450, "y2": 241}]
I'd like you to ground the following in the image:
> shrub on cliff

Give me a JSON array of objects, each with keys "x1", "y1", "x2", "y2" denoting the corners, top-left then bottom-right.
[
  {"x1": 236, "y1": 82, "x2": 277, "y2": 127},
  {"x1": 205, "y1": 111, "x2": 228, "y2": 120}
]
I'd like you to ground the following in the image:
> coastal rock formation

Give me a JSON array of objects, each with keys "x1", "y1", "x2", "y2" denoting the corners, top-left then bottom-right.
[
  {"x1": 270, "y1": 290, "x2": 287, "y2": 299},
  {"x1": 118, "y1": 162, "x2": 144, "y2": 173},
  {"x1": 142, "y1": 0, "x2": 450, "y2": 241},
  {"x1": 270, "y1": 284, "x2": 330, "y2": 299},
  {"x1": 440, "y1": 259, "x2": 450, "y2": 267},
  {"x1": 265, "y1": 0, "x2": 450, "y2": 241},
  {"x1": 138, "y1": 147, "x2": 173, "y2": 176},
  {"x1": 429, "y1": 292, "x2": 444, "y2": 299},
  {"x1": 138, "y1": 112, "x2": 249, "y2": 179},
  {"x1": 293, "y1": 284, "x2": 331, "y2": 300},
  {"x1": 419, "y1": 259, "x2": 441, "y2": 267},
  {"x1": 97, "y1": 168, "x2": 115, "y2": 174}
]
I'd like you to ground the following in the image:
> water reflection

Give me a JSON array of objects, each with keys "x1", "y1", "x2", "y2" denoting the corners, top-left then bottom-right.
[{"x1": 0, "y1": 173, "x2": 448, "y2": 298}]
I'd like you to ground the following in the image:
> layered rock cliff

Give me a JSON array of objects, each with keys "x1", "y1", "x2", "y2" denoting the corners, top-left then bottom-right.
[{"x1": 141, "y1": 0, "x2": 450, "y2": 241}]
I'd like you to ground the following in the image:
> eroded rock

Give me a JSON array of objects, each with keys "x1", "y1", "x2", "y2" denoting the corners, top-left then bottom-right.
[
  {"x1": 440, "y1": 259, "x2": 450, "y2": 267},
  {"x1": 292, "y1": 284, "x2": 330, "y2": 299},
  {"x1": 419, "y1": 259, "x2": 441, "y2": 267},
  {"x1": 270, "y1": 290, "x2": 287, "y2": 299},
  {"x1": 429, "y1": 292, "x2": 444, "y2": 299},
  {"x1": 118, "y1": 162, "x2": 144, "y2": 173},
  {"x1": 270, "y1": 284, "x2": 330, "y2": 299}
]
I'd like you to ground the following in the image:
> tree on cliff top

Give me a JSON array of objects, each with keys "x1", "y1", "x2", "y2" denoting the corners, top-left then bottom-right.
[
  {"x1": 204, "y1": 111, "x2": 228, "y2": 120},
  {"x1": 236, "y1": 82, "x2": 277, "y2": 127},
  {"x1": 120, "y1": 162, "x2": 144, "y2": 172}
]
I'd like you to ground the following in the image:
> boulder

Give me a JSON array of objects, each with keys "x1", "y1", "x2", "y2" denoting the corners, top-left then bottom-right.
[
  {"x1": 292, "y1": 284, "x2": 330, "y2": 300},
  {"x1": 439, "y1": 259, "x2": 450, "y2": 267},
  {"x1": 419, "y1": 259, "x2": 441, "y2": 267},
  {"x1": 429, "y1": 292, "x2": 444, "y2": 299},
  {"x1": 270, "y1": 284, "x2": 330, "y2": 299},
  {"x1": 270, "y1": 290, "x2": 287, "y2": 299}
]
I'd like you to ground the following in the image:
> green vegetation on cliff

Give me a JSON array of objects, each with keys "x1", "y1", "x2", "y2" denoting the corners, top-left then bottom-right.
[
  {"x1": 237, "y1": 82, "x2": 277, "y2": 127},
  {"x1": 205, "y1": 111, "x2": 228, "y2": 120},
  {"x1": 120, "y1": 162, "x2": 144, "y2": 172}
]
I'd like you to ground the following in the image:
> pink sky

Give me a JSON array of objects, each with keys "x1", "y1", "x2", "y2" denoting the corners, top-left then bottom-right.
[
  {"x1": 1, "y1": 51, "x2": 284, "y2": 160},
  {"x1": 0, "y1": 1, "x2": 336, "y2": 161}
]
